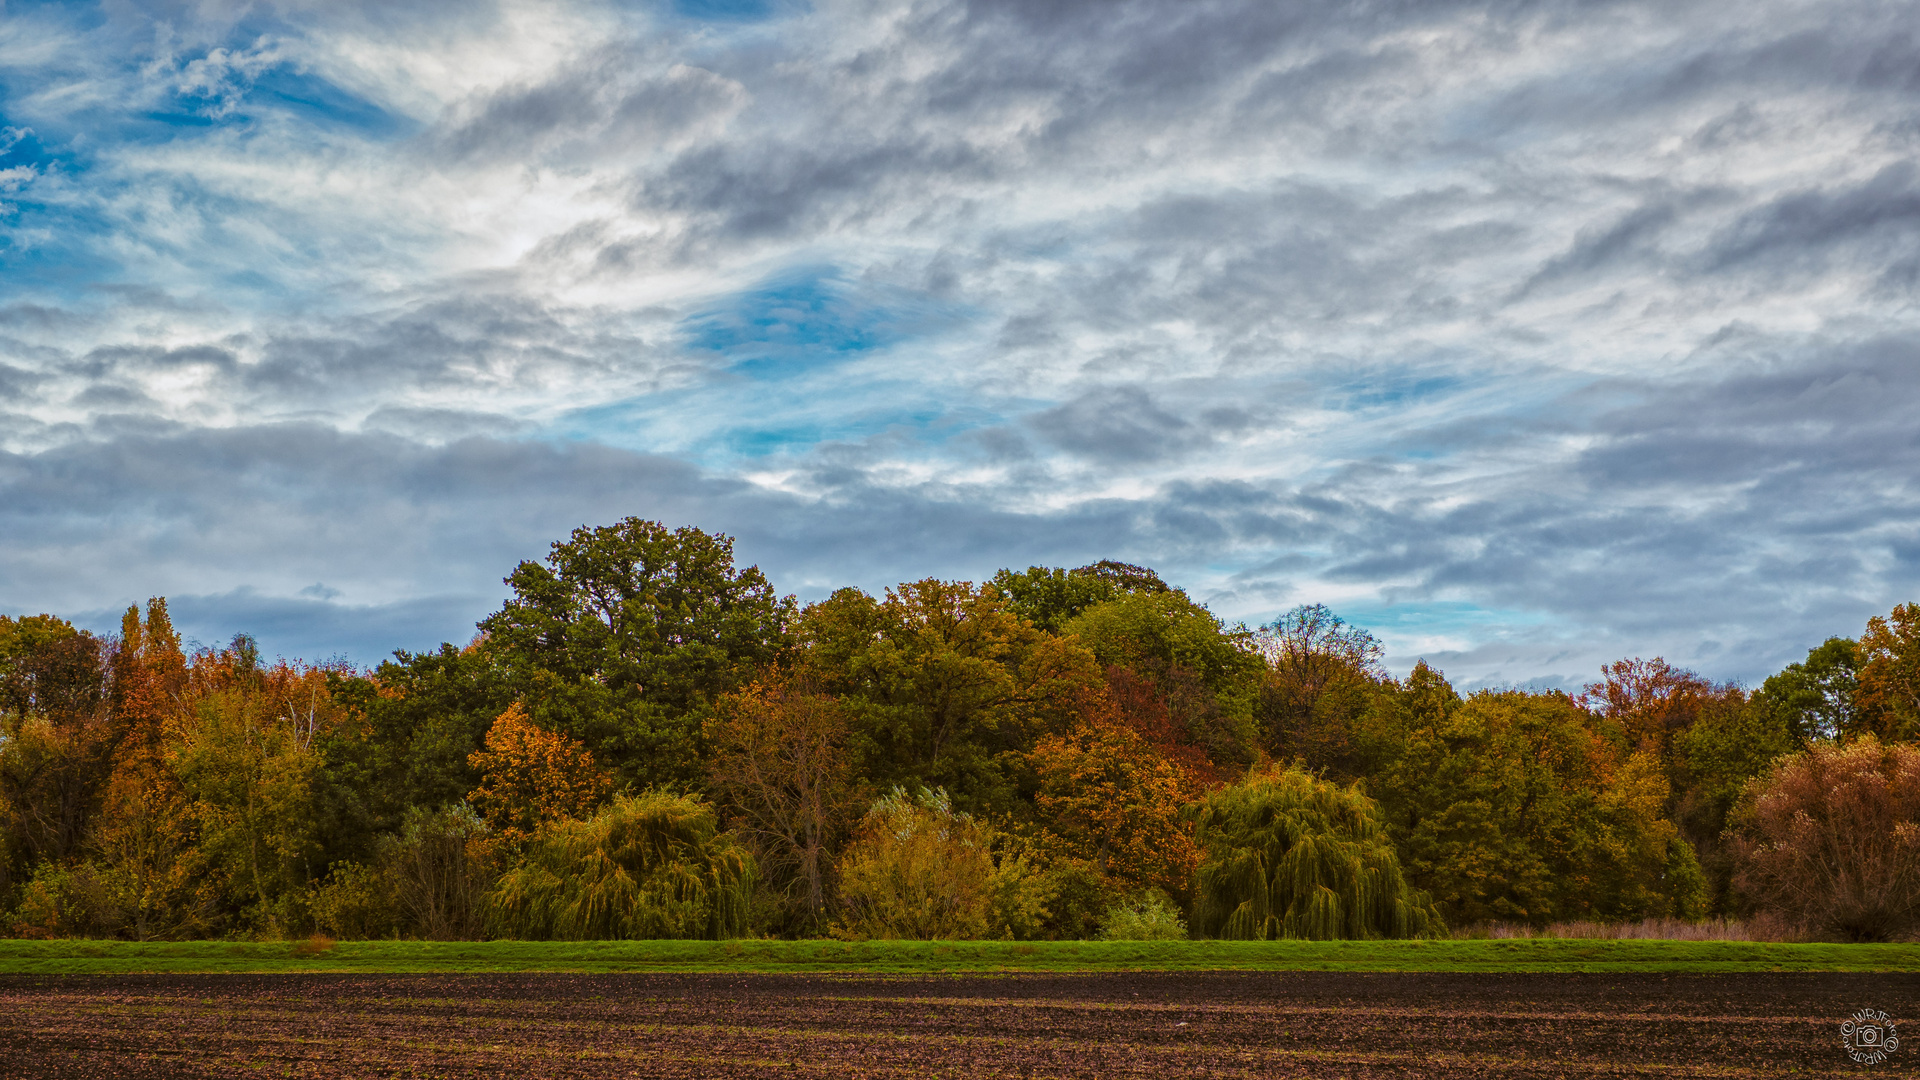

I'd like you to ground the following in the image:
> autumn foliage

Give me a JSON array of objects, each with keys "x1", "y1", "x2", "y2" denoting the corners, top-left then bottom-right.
[
  {"x1": 1729, "y1": 736, "x2": 1920, "y2": 941},
  {"x1": 468, "y1": 703, "x2": 611, "y2": 842},
  {"x1": 705, "y1": 673, "x2": 863, "y2": 933},
  {"x1": 1857, "y1": 603, "x2": 1920, "y2": 743},
  {"x1": 1029, "y1": 696, "x2": 1199, "y2": 900},
  {"x1": 1, "y1": 518, "x2": 1915, "y2": 942}
]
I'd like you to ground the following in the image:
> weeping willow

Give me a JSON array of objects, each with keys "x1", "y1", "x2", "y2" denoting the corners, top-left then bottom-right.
[
  {"x1": 487, "y1": 791, "x2": 754, "y2": 940},
  {"x1": 1191, "y1": 768, "x2": 1441, "y2": 940}
]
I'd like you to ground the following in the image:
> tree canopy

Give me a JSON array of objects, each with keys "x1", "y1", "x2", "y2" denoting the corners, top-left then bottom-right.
[{"x1": 2, "y1": 518, "x2": 1912, "y2": 942}]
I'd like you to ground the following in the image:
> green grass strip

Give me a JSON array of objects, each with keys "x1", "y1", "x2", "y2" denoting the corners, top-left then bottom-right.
[{"x1": 1, "y1": 938, "x2": 1916, "y2": 975}]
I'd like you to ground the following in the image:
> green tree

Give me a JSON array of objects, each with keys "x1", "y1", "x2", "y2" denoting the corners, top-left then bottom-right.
[
  {"x1": 0, "y1": 627, "x2": 115, "y2": 880},
  {"x1": 0, "y1": 614, "x2": 88, "y2": 717},
  {"x1": 1670, "y1": 691, "x2": 1796, "y2": 911},
  {"x1": 325, "y1": 642, "x2": 514, "y2": 851},
  {"x1": 1066, "y1": 590, "x2": 1257, "y2": 697},
  {"x1": 1190, "y1": 766, "x2": 1440, "y2": 940},
  {"x1": 1755, "y1": 637, "x2": 1860, "y2": 745},
  {"x1": 1371, "y1": 687, "x2": 1701, "y2": 925},
  {"x1": 1064, "y1": 590, "x2": 1262, "y2": 774},
  {"x1": 795, "y1": 580, "x2": 1101, "y2": 816},
  {"x1": 989, "y1": 560, "x2": 1170, "y2": 633},
  {"x1": 479, "y1": 518, "x2": 795, "y2": 790}
]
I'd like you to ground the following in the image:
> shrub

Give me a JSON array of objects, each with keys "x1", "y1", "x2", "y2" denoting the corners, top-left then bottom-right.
[
  {"x1": 1020, "y1": 851, "x2": 1115, "y2": 940},
  {"x1": 385, "y1": 804, "x2": 499, "y2": 941},
  {"x1": 1728, "y1": 736, "x2": 1920, "y2": 941},
  {"x1": 488, "y1": 791, "x2": 753, "y2": 940},
  {"x1": 308, "y1": 860, "x2": 401, "y2": 940},
  {"x1": 1191, "y1": 767, "x2": 1441, "y2": 940},
  {"x1": 1097, "y1": 890, "x2": 1187, "y2": 940},
  {"x1": 7, "y1": 861, "x2": 109, "y2": 938},
  {"x1": 833, "y1": 786, "x2": 1046, "y2": 940}
]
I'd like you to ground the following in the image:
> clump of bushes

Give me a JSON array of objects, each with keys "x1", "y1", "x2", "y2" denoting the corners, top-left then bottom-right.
[
  {"x1": 833, "y1": 787, "x2": 1048, "y2": 940},
  {"x1": 309, "y1": 804, "x2": 500, "y2": 941},
  {"x1": 1097, "y1": 890, "x2": 1187, "y2": 940}
]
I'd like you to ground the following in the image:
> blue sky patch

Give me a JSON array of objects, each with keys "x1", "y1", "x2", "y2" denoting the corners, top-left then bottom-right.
[
  {"x1": 0, "y1": 124, "x2": 58, "y2": 173},
  {"x1": 1335, "y1": 600, "x2": 1554, "y2": 634},
  {"x1": 1328, "y1": 371, "x2": 1465, "y2": 412},
  {"x1": 673, "y1": 0, "x2": 785, "y2": 21},
  {"x1": 245, "y1": 68, "x2": 405, "y2": 136},
  {"x1": 551, "y1": 380, "x2": 970, "y2": 464},
  {"x1": 681, "y1": 267, "x2": 963, "y2": 380}
]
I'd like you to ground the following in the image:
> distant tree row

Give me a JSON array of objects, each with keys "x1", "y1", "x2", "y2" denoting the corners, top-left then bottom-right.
[{"x1": 1, "y1": 518, "x2": 1915, "y2": 942}]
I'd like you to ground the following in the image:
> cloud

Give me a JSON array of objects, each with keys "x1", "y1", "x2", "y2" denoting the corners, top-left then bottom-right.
[
  {"x1": 1029, "y1": 385, "x2": 1208, "y2": 464},
  {"x1": 0, "y1": 0, "x2": 1916, "y2": 690}
]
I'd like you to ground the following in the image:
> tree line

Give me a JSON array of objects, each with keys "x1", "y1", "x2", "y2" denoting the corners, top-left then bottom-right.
[{"x1": 2, "y1": 518, "x2": 1916, "y2": 942}]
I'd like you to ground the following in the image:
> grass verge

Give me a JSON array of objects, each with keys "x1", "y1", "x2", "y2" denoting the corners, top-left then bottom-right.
[{"x1": 1, "y1": 938, "x2": 1916, "y2": 975}]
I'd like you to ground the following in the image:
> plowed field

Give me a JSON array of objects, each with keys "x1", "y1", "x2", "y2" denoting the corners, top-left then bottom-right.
[{"x1": 2, "y1": 971, "x2": 1910, "y2": 1077}]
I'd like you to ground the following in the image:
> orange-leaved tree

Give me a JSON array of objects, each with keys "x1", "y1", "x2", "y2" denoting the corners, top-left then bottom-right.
[
  {"x1": 1028, "y1": 690, "x2": 1200, "y2": 901},
  {"x1": 1580, "y1": 656, "x2": 1723, "y2": 760},
  {"x1": 468, "y1": 703, "x2": 611, "y2": 842},
  {"x1": 1856, "y1": 602, "x2": 1920, "y2": 743},
  {"x1": 94, "y1": 598, "x2": 203, "y2": 939}
]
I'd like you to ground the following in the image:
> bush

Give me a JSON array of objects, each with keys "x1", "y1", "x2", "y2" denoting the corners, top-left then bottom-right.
[
  {"x1": 385, "y1": 804, "x2": 499, "y2": 941},
  {"x1": 308, "y1": 860, "x2": 401, "y2": 940},
  {"x1": 1729, "y1": 736, "x2": 1920, "y2": 941},
  {"x1": 1191, "y1": 767, "x2": 1441, "y2": 940},
  {"x1": 833, "y1": 787, "x2": 1047, "y2": 940},
  {"x1": 5, "y1": 856, "x2": 221, "y2": 940},
  {"x1": 1097, "y1": 890, "x2": 1187, "y2": 940},
  {"x1": 488, "y1": 791, "x2": 753, "y2": 940},
  {"x1": 7, "y1": 861, "x2": 110, "y2": 938}
]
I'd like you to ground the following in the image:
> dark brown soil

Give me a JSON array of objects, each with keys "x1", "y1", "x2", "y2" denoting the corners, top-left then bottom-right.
[{"x1": 2, "y1": 971, "x2": 1913, "y2": 1077}]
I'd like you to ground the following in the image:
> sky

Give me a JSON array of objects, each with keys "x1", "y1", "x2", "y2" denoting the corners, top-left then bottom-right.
[{"x1": 1, "y1": 0, "x2": 1916, "y2": 690}]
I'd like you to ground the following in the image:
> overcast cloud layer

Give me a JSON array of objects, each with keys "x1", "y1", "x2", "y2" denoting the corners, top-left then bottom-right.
[{"x1": 2, "y1": 0, "x2": 1917, "y2": 688}]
